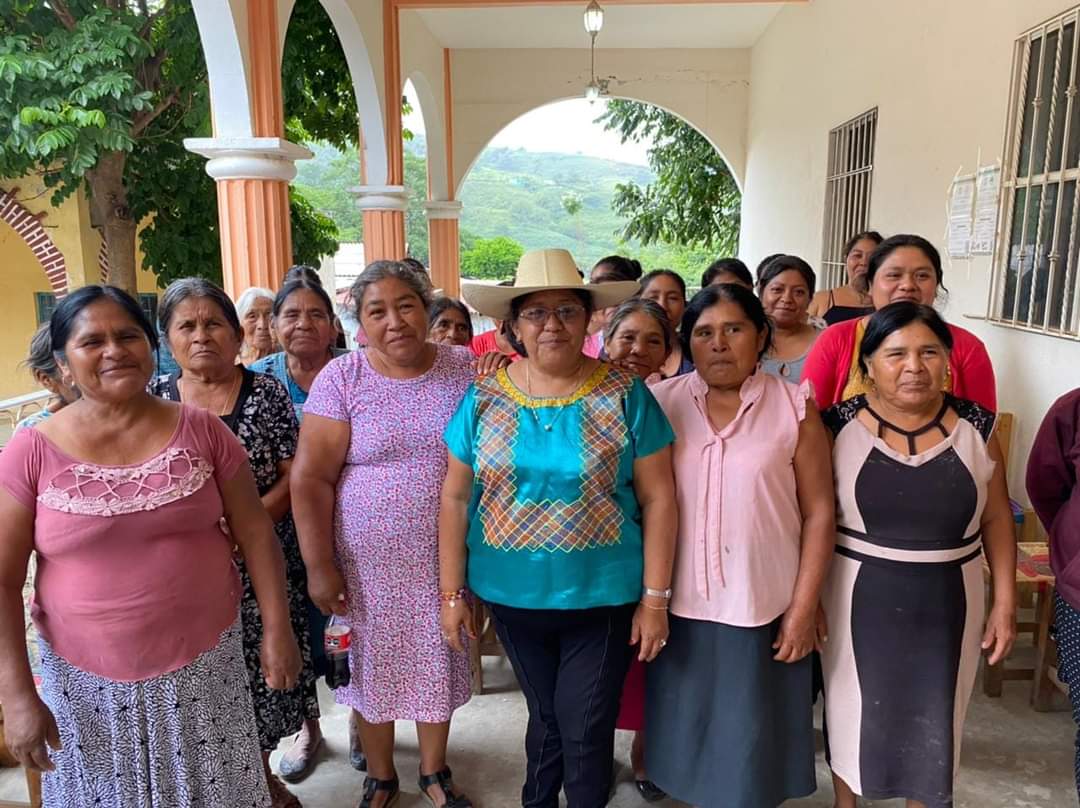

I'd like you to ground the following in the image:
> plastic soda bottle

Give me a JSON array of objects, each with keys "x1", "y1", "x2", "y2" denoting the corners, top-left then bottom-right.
[{"x1": 324, "y1": 616, "x2": 351, "y2": 690}]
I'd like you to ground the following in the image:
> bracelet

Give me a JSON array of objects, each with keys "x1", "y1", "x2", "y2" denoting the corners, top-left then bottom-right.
[
  {"x1": 639, "y1": 600, "x2": 668, "y2": 611},
  {"x1": 439, "y1": 588, "x2": 468, "y2": 608},
  {"x1": 642, "y1": 586, "x2": 672, "y2": 600}
]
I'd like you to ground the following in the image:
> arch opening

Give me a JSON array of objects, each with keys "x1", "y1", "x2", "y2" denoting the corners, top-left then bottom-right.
[{"x1": 455, "y1": 96, "x2": 741, "y2": 281}]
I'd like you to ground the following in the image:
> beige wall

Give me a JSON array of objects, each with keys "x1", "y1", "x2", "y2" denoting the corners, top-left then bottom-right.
[
  {"x1": 450, "y1": 47, "x2": 750, "y2": 193},
  {"x1": 741, "y1": 0, "x2": 1080, "y2": 498}
]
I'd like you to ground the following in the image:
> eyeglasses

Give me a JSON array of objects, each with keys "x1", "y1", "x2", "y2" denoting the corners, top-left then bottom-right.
[{"x1": 518, "y1": 304, "x2": 587, "y2": 324}]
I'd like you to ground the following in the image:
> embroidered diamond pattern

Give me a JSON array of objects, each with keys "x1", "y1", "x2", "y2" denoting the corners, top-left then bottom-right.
[{"x1": 474, "y1": 371, "x2": 628, "y2": 553}]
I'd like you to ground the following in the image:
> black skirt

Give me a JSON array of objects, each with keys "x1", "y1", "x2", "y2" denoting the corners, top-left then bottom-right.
[{"x1": 645, "y1": 614, "x2": 816, "y2": 808}]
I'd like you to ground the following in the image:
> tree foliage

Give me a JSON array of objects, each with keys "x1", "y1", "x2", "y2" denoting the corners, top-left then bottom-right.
[
  {"x1": 0, "y1": 0, "x2": 343, "y2": 291},
  {"x1": 460, "y1": 236, "x2": 523, "y2": 281},
  {"x1": 596, "y1": 100, "x2": 740, "y2": 255}
]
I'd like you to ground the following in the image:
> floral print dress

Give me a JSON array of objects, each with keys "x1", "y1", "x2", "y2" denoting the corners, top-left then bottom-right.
[{"x1": 151, "y1": 369, "x2": 319, "y2": 750}]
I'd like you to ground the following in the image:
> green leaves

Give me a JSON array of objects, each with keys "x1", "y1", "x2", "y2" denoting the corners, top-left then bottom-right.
[
  {"x1": 597, "y1": 100, "x2": 740, "y2": 256},
  {"x1": 461, "y1": 236, "x2": 525, "y2": 281}
]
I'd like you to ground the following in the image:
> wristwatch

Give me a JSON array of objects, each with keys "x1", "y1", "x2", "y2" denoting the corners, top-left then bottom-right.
[{"x1": 642, "y1": 587, "x2": 673, "y2": 600}]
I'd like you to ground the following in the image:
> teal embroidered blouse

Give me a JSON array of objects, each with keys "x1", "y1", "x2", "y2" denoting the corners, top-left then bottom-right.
[{"x1": 443, "y1": 364, "x2": 675, "y2": 610}]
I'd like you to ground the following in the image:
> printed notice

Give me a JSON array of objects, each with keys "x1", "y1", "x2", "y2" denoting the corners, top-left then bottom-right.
[
  {"x1": 970, "y1": 166, "x2": 1001, "y2": 255},
  {"x1": 948, "y1": 175, "x2": 976, "y2": 258}
]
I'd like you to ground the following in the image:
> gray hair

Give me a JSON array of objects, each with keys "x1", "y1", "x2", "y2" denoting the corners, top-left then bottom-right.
[
  {"x1": 23, "y1": 323, "x2": 60, "y2": 381},
  {"x1": 603, "y1": 297, "x2": 674, "y2": 354},
  {"x1": 350, "y1": 260, "x2": 433, "y2": 314},
  {"x1": 158, "y1": 278, "x2": 242, "y2": 338},
  {"x1": 235, "y1": 286, "x2": 276, "y2": 321}
]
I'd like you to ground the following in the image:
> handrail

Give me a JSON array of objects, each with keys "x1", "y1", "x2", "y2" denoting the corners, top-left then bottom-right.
[{"x1": 0, "y1": 391, "x2": 51, "y2": 430}]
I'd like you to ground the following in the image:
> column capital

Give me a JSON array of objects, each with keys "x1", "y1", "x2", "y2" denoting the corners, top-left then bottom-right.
[
  {"x1": 183, "y1": 137, "x2": 312, "y2": 182},
  {"x1": 352, "y1": 185, "x2": 409, "y2": 212},
  {"x1": 424, "y1": 200, "x2": 463, "y2": 220}
]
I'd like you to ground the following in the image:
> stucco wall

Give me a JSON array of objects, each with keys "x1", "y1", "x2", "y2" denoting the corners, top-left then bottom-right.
[
  {"x1": 450, "y1": 47, "x2": 750, "y2": 194},
  {"x1": 740, "y1": 0, "x2": 1080, "y2": 498},
  {"x1": 0, "y1": 176, "x2": 160, "y2": 400}
]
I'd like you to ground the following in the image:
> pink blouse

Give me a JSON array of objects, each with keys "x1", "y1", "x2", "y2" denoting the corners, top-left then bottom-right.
[
  {"x1": 0, "y1": 405, "x2": 246, "y2": 681},
  {"x1": 650, "y1": 370, "x2": 810, "y2": 627}
]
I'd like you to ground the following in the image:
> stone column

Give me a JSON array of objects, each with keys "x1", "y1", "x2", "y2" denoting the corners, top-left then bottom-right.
[
  {"x1": 354, "y1": 185, "x2": 409, "y2": 264},
  {"x1": 425, "y1": 201, "x2": 462, "y2": 298},
  {"x1": 184, "y1": 137, "x2": 312, "y2": 298}
]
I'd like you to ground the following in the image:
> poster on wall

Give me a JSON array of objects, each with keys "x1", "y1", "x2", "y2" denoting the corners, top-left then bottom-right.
[
  {"x1": 970, "y1": 166, "x2": 1001, "y2": 255},
  {"x1": 948, "y1": 174, "x2": 976, "y2": 257}
]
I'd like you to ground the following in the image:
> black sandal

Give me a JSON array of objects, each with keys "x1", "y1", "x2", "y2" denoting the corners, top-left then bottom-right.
[
  {"x1": 357, "y1": 775, "x2": 399, "y2": 808},
  {"x1": 418, "y1": 766, "x2": 473, "y2": 808}
]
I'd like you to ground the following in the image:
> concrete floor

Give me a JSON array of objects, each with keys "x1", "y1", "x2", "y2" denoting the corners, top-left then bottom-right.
[{"x1": 0, "y1": 655, "x2": 1075, "y2": 807}]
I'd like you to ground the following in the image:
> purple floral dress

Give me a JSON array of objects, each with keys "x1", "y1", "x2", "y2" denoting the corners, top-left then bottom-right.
[{"x1": 304, "y1": 344, "x2": 474, "y2": 722}]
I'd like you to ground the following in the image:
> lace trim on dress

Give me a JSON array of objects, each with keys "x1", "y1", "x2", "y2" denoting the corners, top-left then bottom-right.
[{"x1": 37, "y1": 447, "x2": 214, "y2": 517}]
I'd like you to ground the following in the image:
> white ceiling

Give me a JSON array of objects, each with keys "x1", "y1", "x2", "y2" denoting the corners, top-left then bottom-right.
[{"x1": 413, "y1": 3, "x2": 788, "y2": 50}]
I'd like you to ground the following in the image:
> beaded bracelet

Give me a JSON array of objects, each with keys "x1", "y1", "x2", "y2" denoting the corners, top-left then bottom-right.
[{"x1": 439, "y1": 588, "x2": 468, "y2": 608}]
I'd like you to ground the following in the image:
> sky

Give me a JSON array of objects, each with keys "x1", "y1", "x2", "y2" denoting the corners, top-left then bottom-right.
[{"x1": 403, "y1": 83, "x2": 652, "y2": 167}]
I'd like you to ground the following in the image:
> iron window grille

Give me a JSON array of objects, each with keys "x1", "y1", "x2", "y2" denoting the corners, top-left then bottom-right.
[
  {"x1": 989, "y1": 7, "x2": 1080, "y2": 337},
  {"x1": 820, "y1": 108, "x2": 878, "y2": 291}
]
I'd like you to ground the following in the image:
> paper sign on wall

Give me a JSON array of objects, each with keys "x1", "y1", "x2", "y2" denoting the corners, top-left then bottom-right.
[
  {"x1": 948, "y1": 175, "x2": 976, "y2": 258},
  {"x1": 970, "y1": 166, "x2": 1001, "y2": 255}
]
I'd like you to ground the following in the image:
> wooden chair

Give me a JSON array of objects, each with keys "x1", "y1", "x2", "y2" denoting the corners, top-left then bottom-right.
[
  {"x1": 468, "y1": 600, "x2": 506, "y2": 695},
  {"x1": 981, "y1": 542, "x2": 1065, "y2": 710}
]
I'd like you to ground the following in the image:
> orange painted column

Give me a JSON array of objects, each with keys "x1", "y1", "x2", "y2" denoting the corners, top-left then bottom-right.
[
  {"x1": 356, "y1": 185, "x2": 409, "y2": 264},
  {"x1": 187, "y1": 0, "x2": 300, "y2": 299},
  {"x1": 186, "y1": 139, "x2": 312, "y2": 299},
  {"x1": 425, "y1": 201, "x2": 462, "y2": 297}
]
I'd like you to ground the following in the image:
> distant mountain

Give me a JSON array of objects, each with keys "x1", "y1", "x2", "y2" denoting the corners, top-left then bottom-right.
[{"x1": 297, "y1": 136, "x2": 709, "y2": 277}]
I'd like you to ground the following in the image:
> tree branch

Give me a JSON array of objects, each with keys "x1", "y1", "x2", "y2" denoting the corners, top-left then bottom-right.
[
  {"x1": 139, "y1": 8, "x2": 166, "y2": 40},
  {"x1": 131, "y1": 88, "x2": 179, "y2": 137},
  {"x1": 48, "y1": 0, "x2": 77, "y2": 30}
]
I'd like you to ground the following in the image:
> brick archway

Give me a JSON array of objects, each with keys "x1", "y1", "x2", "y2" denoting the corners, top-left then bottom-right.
[{"x1": 0, "y1": 189, "x2": 68, "y2": 297}]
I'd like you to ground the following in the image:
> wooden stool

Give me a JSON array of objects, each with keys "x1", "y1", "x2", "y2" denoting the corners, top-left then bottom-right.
[
  {"x1": 469, "y1": 601, "x2": 506, "y2": 695},
  {"x1": 982, "y1": 542, "x2": 1064, "y2": 709}
]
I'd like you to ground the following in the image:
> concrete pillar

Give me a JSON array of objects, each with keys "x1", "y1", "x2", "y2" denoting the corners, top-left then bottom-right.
[
  {"x1": 184, "y1": 137, "x2": 312, "y2": 298},
  {"x1": 355, "y1": 185, "x2": 409, "y2": 264},
  {"x1": 425, "y1": 201, "x2": 462, "y2": 298}
]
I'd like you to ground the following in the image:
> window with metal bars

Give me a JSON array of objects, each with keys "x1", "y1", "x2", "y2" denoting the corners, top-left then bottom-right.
[
  {"x1": 820, "y1": 108, "x2": 878, "y2": 290},
  {"x1": 990, "y1": 8, "x2": 1080, "y2": 337},
  {"x1": 34, "y1": 293, "x2": 159, "y2": 327}
]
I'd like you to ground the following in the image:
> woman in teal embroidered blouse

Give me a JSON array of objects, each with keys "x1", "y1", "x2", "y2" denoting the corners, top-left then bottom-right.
[{"x1": 439, "y1": 249, "x2": 677, "y2": 808}]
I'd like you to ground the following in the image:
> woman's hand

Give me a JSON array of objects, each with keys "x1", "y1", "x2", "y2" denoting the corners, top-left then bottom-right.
[
  {"x1": 631, "y1": 603, "x2": 669, "y2": 662},
  {"x1": 260, "y1": 625, "x2": 302, "y2": 690},
  {"x1": 440, "y1": 600, "x2": 476, "y2": 654},
  {"x1": 814, "y1": 602, "x2": 829, "y2": 652},
  {"x1": 308, "y1": 562, "x2": 348, "y2": 617},
  {"x1": 773, "y1": 606, "x2": 816, "y2": 663},
  {"x1": 473, "y1": 351, "x2": 510, "y2": 378},
  {"x1": 3, "y1": 694, "x2": 60, "y2": 772},
  {"x1": 982, "y1": 600, "x2": 1017, "y2": 665}
]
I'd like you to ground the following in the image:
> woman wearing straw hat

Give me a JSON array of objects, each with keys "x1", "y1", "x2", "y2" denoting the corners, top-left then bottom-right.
[{"x1": 439, "y1": 249, "x2": 678, "y2": 807}]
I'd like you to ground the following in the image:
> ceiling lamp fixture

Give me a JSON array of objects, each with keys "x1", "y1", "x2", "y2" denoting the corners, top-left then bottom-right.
[{"x1": 583, "y1": 1, "x2": 609, "y2": 102}]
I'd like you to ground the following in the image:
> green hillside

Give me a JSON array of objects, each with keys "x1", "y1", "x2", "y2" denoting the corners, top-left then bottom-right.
[{"x1": 295, "y1": 137, "x2": 714, "y2": 282}]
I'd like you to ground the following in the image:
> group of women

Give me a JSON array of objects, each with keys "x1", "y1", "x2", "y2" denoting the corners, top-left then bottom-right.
[{"x1": 3, "y1": 226, "x2": 1074, "y2": 808}]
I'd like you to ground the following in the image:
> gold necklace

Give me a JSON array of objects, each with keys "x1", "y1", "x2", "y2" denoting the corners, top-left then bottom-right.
[
  {"x1": 180, "y1": 369, "x2": 241, "y2": 417},
  {"x1": 524, "y1": 360, "x2": 588, "y2": 432}
]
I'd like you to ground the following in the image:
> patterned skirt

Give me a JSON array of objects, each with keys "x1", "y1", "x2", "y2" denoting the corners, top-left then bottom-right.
[{"x1": 39, "y1": 620, "x2": 270, "y2": 808}]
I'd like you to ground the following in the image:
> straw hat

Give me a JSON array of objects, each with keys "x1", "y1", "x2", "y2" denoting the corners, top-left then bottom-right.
[{"x1": 462, "y1": 248, "x2": 640, "y2": 321}]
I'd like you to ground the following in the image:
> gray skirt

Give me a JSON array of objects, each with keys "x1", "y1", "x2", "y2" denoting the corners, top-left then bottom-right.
[
  {"x1": 645, "y1": 614, "x2": 816, "y2": 808},
  {"x1": 39, "y1": 619, "x2": 270, "y2": 808}
]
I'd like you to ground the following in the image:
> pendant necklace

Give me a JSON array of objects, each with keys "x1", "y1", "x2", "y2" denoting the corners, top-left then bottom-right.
[{"x1": 525, "y1": 361, "x2": 586, "y2": 432}]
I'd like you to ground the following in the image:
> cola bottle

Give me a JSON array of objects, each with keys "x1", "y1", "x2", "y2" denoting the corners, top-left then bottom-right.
[{"x1": 323, "y1": 616, "x2": 351, "y2": 690}]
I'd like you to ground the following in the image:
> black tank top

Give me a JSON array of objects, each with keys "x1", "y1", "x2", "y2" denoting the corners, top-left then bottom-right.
[{"x1": 822, "y1": 289, "x2": 874, "y2": 325}]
